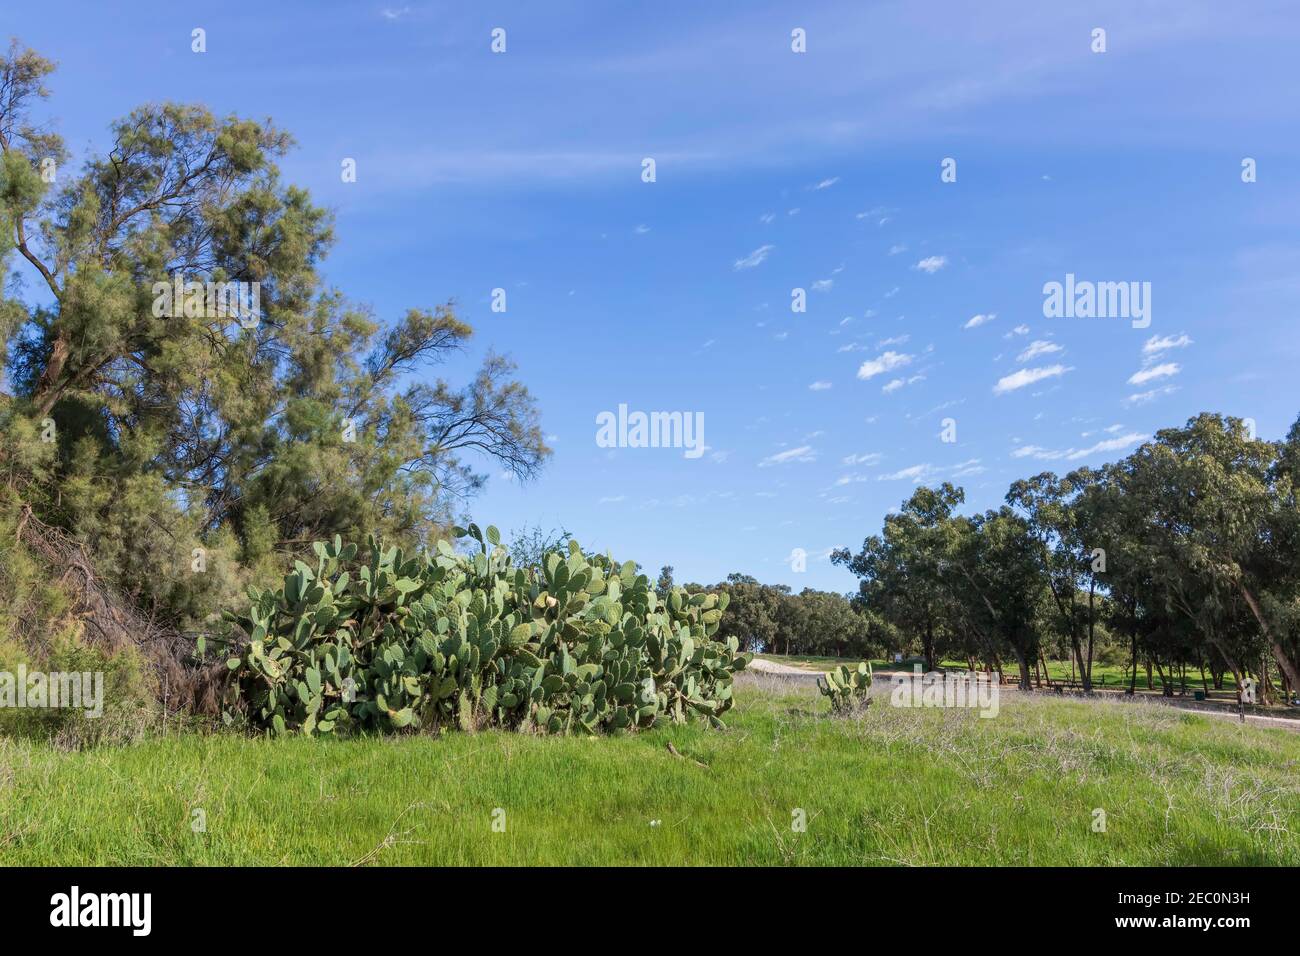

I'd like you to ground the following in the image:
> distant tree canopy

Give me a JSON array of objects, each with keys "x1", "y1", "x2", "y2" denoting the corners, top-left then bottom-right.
[
  {"x1": 679, "y1": 573, "x2": 884, "y2": 660},
  {"x1": 0, "y1": 42, "x2": 548, "y2": 628},
  {"x1": 834, "y1": 412, "x2": 1300, "y2": 700}
]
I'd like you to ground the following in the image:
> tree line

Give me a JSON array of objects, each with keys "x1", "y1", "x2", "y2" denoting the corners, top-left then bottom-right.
[
  {"x1": 830, "y1": 412, "x2": 1300, "y2": 703},
  {"x1": 663, "y1": 568, "x2": 884, "y2": 660}
]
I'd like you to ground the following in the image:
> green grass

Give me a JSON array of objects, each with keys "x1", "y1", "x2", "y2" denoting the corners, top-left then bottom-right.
[{"x1": 1, "y1": 676, "x2": 1298, "y2": 865}]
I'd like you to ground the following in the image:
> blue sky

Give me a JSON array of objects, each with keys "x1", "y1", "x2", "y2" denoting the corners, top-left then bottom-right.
[{"x1": 10, "y1": 0, "x2": 1300, "y2": 591}]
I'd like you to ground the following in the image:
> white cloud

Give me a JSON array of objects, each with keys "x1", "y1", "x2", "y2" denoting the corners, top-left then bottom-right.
[
  {"x1": 759, "y1": 445, "x2": 816, "y2": 467},
  {"x1": 963, "y1": 312, "x2": 996, "y2": 329},
  {"x1": 808, "y1": 380, "x2": 833, "y2": 391},
  {"x1": 1143, "y1": 333, "x2": 1192, "y2": 354},
  {"x1": 1126, "y1": 385, "x2": 1179, "y2": 405},
  {"x1": 1005, "y1": 324, "x2": 1030, "y2": 338},
  {"x1": 1017, "y1": 339, "x2": 1063, "y2": 362},
  {"x1": 878, "y1": 464, "x2": 932, "y2": 482},
  {"x1": 1128, "y1": 362, "x2": 1180, "y2": 385},
  {"x1": 812, "y1": 278, "x2": 834, "y2": 292},
  {"x1": 857, "y1": 350, "x2": 913, "y2": 380},
  {"x1": 877, "y1": 459, "x2": 983, "y2": 483},
  {"x1": 842, "y1": 452, "x2": 883, "y2": 466},
  {"x1": 759, "y1": 212, "x2": 775, "y2": 224},
  {"x1": 734, "y1": 244, "x2": 774, "y2": 270},
  {"x1": 813, "y1": 176, "x2": 840, "y2": 189},
  {"x1": 1011, "y1": 432, "x2": 1147, "y2": 462},
  {"x1": 598, "y1": 495, "x2": 626, "y2": 504},
  {"x1": 914, "y1": 255, "x2": 948, "y2": 274},
  {"x1": 888, "y1": 243, "x2": 907, "y2": 255},
  {"x1": 882, "y1": 374, "x2": 925, "y2": 394},
  {"x1": 994, "y1": 364, "x2": 1071, "y2": 394},
  {"x1": 634, "y1": 224, "x2": 650, "y2": 234}
]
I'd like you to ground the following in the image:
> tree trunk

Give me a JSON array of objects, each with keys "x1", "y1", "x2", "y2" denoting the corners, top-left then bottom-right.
[
  {"x1": 1237, "y1": 581, "x2": 1300, "y2": 692},
  {"x1": 1083, "y1": 579, "x2": 1096, "y2": 692},
  {"x1": 1011, "y1": 646, "x2": 1032, "y2": 691},
  {"x1": 1153, "y1": 659, "x2": 1173, "y2": 697},
  {"x1": 1127, "y1": 610, "x2": 1139, "y2": 695}
]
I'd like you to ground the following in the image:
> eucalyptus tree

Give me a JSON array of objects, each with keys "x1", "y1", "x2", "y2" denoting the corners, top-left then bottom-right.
[
  {"x1": 710, "y1": 574, "x2": 784, "y2": 653},
  {"x1": 833, "y1": 483, "x2": 966, "y2": 671},
  {"x1": 1132, "y1": 414, "x2": 1298, "y2": 690},
  {"x1": 1007, "y1": 470, "x2": 1103, "y2": 690},
  {"x1": 942, "y1": 507, "x2": 1045, "y2": 689},
  {"x1": 1085, "y1": 459, "x2": 1161, "y2": 692}
]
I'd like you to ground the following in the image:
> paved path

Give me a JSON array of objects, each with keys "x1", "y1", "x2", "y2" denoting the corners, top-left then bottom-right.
[
  {"x1": 747, "y1": 657, "x2": 820, "y2": 676},
  {"x1": 744, "y1": 658, "x2": 1300, "y2": 731}
]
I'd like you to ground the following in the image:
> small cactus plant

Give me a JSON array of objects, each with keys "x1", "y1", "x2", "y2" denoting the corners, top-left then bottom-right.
[{"x1": 817, "y1": 661, "x2": 873, "y2": 714}]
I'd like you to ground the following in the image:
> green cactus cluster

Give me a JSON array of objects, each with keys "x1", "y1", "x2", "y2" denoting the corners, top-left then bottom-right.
[
  {"x1": 816, "y1": 661, "x2": 873, "y2": 714},
  {"x1": 219, "y1": 523, "x2": 749, "y2": 736}
]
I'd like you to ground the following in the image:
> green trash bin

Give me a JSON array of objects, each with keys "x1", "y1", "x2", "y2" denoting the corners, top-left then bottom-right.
[{"x1": 1194, "y1": 690, "x2": 1206, "y2": 701}]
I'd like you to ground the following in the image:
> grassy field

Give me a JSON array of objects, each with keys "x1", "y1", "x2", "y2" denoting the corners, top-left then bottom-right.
[{"x1": 1, "y1": 674, "x2": 1297, "y2": 865}]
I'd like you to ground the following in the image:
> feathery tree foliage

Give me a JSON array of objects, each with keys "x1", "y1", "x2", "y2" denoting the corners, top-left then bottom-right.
[{"x1": 0, "y1": 41, "x2": 548, "y2": 634}]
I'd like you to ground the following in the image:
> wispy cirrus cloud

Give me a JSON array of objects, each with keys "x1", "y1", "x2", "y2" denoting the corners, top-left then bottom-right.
[
  {"x1": 1126, "y1": 385, "x2": 1179, "y2": 405},
  {"x1": 1128, "y1": 361, "x2": 1180, "y2": 385},
  {"x1": 994, "y1": 364, "x2": 1071, "y2": 394},
  {"x1": 1017, "y1": 339, "x2": 1063, "y2": 362},
  {"x1": 842, "y1": 452, "x2": 883, "y2": 466},
  {"x1": 1011, "y1": 432, "x2": 1147, "y2": 462},
  {"x1": 882, "y1": 374, "x2": 925, "y2": 394},
  {"x1": 1143, "y1": 333, "x2": 1193, "y2": 354},
  {"x1": 877, "y1": 459, "x2": 983, "y2": 483},
  {"x1": 857, "y1": 350, "x2": 913, "y2": 380},
  {"x1": 759, "y1": 445, "x2": 816, "y2": 467},
  {"x1": 734, "y1": 244, "x2": 774, "y2": 270}
]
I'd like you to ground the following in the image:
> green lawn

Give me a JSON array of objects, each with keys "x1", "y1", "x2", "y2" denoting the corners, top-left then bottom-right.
[{"x1": 1, "y1": 676, "x2": 1297, "y2": 865}]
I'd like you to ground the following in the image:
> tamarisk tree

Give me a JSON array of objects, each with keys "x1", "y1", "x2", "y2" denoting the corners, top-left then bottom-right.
[{"x1": 0, "y1": 42, "x2": 548, "y2": 625}]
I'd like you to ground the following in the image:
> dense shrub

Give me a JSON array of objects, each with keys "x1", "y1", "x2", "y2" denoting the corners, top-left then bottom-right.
[{"x1": 221, "y1": 524, "x2": 750, "y2": 736}]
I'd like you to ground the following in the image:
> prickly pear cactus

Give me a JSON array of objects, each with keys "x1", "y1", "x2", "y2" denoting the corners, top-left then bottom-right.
[
  {"x1": 219, "y1": 524, "x2": 749, "y2": 737},
  {"x1": 816, "y1": 661, "x2": 873, "y2": 714}
]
